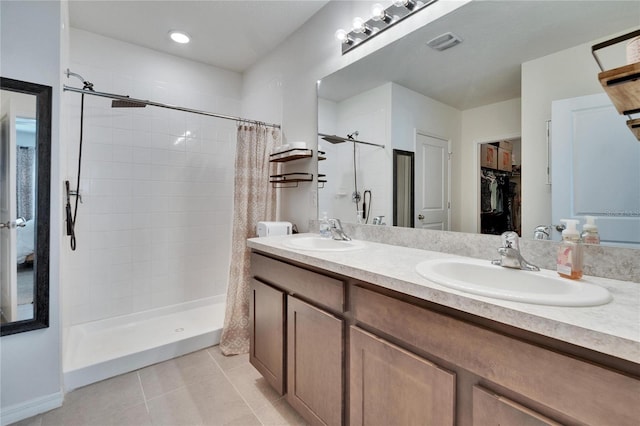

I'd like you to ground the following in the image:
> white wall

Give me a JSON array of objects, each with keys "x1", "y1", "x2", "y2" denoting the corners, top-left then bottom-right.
[
  {"x1": 242, "y1": 0, "x2": 470, "y2": 231},
  {"x1": 62, "y1": 29, "x2": 242, "y2": 326},
  {"x1": 391, "y1": 83, "x2": 462, "y2": 230},
  {"x1": 0, "y1": 0, "x2": 64, "y2": 423},
  {"x1": 521, "y1": 30, "x2": 629, "y2": 236},
  {"x1": 460, "y1": 98, "x2": 521, "y2": 233}
]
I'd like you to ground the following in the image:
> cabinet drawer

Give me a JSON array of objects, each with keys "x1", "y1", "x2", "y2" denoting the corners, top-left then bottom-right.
[
  {"x1": 350, "y1": 326, "x2": 455, "y2": 426},
  {"x1": 473, "y1": 386, "x2": 561, "y2": 426},
  {"x1": 352, "y1": 286, "x2": 640, "y2": 425},
  {"x1": 251, "y1": 252, "x2": 345, "y2": 312}
]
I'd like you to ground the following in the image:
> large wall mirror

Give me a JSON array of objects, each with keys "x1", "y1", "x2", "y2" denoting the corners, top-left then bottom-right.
[
  {"x1": 318, "y1": 0, "x2": 640, "y2": 248},
  {"x1": 1, "y1": 77, "x2": 51, "y2": 336}
]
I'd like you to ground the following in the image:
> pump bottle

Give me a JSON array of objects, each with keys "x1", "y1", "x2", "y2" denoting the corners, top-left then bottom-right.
[
  {"x1": 557, "y1": 219, "x2": 583, "y2": 280},
  {"x1": 581, "y1": 216, "x2": 601, "y2": 245},
  {"x1": 319, "y1": 212, "x2": 331, "y2": 238}
]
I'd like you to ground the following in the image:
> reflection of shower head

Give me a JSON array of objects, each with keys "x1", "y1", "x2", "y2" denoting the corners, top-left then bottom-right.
[
  {"x1": 318, "y1": 132, "x2": 385, "y2": 149},
  {"x1": 111, "y1": 98, "x2": 147, "y2": 108},
  {"x1": 319, "y1": 131, "x2": 360, "y2": 144},
  {"x1": 320, "y1": 133, "x2": 350, "y2": 144}
]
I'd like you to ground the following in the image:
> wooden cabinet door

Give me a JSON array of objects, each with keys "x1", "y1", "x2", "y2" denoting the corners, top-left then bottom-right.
[
  {"x1": 249, "y1": 278, "x2": 285, "y2": 395},
  {"x1": 287, "y1": 296, "x2": 344, "y2": 426},
  {"x1": 472, "y1": 386, "x2": 561, "y2": 426},
  {"x1": 350, "y1": 326, "x2": 456, "y2": 426}
]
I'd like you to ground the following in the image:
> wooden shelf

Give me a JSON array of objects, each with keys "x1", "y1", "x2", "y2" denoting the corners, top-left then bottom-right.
[
  {"x1": 598, "y1": 62, "x2": 640, "y2": 116},
  {"x1": 627, "y1": 118, "x2": 640, "y2": 139},
  {"x1": 269, "y1": 148, "x2": 313, "y2": 163},
  {"x1": 270, "y1": 172, "x2": 313, "y2": 188}
]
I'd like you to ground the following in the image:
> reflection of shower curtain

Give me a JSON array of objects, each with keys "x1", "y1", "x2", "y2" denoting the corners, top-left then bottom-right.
[
  {"x1": 220, "y1": 124, "x2": 279, "y2": 355},
  {"x1": 17, "y1": 146, "x2": 35, "y2": 221}
]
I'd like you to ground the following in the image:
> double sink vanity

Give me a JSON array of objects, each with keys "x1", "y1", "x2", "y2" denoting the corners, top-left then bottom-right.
[{"x1": 247, "y1": 233, "x2": 640, "y2": 425}]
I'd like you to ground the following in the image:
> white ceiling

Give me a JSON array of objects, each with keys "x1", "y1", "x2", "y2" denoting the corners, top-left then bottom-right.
[
  {"x1": 319, "y1": 1, "x2": 640, "y2": 110},
  {"x1": 69, "y1": 0, "x2": 330, "y2": 73}
]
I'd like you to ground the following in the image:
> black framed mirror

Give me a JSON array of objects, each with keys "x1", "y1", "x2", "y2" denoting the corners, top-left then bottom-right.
[{"x1": 1, "y1": 77, "x2": 51, "y2": 336}]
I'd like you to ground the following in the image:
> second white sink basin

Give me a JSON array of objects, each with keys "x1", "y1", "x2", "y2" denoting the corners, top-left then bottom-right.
[
  {"x1": 283, "y1": 236, "x2": 365, "y2": 252},
  {"x1": 416, "y1": 258, "x2": 612, "y2": 307}
]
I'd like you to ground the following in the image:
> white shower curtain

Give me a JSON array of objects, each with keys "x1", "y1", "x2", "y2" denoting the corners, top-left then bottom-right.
[{"x1": 220, "y1": 123, "x2": 279, "y2": 355}]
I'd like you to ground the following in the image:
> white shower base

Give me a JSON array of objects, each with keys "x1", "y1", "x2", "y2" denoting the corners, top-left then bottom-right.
[{"x1": 63, "y1": 296, "x2": 225, "y2": 391}]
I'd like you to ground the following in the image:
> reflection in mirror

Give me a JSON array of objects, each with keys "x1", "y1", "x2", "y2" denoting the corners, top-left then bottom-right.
[
  {"x1": 393, "y1": 150, "x2": 414, "y2": 228},
  {"x1": 317, "y1": 1, "x2": 640, "y2": 247},
  {"x1": 1, "y1": 77, "x2": 51, "y2": 336}
]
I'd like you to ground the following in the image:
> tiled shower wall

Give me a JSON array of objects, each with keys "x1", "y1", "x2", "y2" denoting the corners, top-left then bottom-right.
[{"x1": 61, "y1": 29, "x2": 242, "y2": 326}]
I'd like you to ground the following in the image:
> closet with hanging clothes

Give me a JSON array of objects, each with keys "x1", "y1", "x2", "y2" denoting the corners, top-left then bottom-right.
[{"x1": 479, "y1": 139, "x2": 521, "y2": 236}]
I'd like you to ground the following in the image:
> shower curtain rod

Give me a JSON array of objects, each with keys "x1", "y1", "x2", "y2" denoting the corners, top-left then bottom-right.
[{"x1": 63, "y1": 85, "x2": 281, "y2": 129}]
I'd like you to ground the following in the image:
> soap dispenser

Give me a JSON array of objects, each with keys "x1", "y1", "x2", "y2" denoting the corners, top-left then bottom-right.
[
  {"x1": 581, "y1": 216, "x2": 601, "y2": 245},
  {"x1": 319, "y1": 212, "x2": 331, "y2": 238},
  {"x1": 557, "y1": 219, "x2": 583, "y2": 280}
]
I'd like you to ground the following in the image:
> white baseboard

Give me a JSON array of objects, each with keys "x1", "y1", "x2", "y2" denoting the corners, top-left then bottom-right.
[{"x1": 1, "y1": 391, "x2": 63, "y2": 426}]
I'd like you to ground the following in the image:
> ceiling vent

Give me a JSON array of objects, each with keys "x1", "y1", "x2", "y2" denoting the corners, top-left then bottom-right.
[{"x1": 426, "y1": 32, "x2": 463, "y2": 51}]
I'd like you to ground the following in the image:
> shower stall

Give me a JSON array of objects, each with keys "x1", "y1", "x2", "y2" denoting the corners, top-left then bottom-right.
[
  {"x1": 318, "y1": 132, "x2": 385, "y2": 224},
  {"x1": 60, "y1": 30, "x2": 249, "y2": 390}
]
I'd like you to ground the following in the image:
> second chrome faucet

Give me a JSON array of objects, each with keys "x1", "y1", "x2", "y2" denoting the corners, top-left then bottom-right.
[
  {"x1": 328, "y1": 218, "x2": 351, "y2": 241},
  {"x1": 491, "y1": 231, "x2": 540, "y2": 271}
]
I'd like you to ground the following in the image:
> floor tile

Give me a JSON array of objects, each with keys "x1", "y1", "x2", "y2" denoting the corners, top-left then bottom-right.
[
  {"x1": 10, "y1": 415, "x2": 43, "y2": 426},
  {"x1": 146, "y1": 378, "x2": 254, "y2": 425},
  {"x1": 207, "y1": 345, "x2": 249, "y2": 372},
  {"x1": 253, "y1": 397, "x2": 308, "y2": 426},
  {"x1": 139, "y1": 348, "x2": 226, "y2": 399},
  {"x1": 41, "y1": 401, "x2": 150, "y2": 426},
  {"x1": 223, "y1": 362, "x2": 281, "y2": 412},
  {"x1": 39, "y1": 372, "x2": 145, "y2": 426}
]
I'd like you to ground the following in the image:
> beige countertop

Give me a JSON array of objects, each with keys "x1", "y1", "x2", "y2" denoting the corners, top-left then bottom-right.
[{"x1": 248, "y1": 233, "x2": 640, "y2": 364}]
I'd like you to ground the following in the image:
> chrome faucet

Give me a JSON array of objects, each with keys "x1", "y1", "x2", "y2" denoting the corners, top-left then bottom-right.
[
  {"x1": 372, "y1": 215, "x2": 385, "y2": 225},
  {"x1": 533, "y1": 225, "x2": 551, "y2": 240},
  {"x1": 328, "y1": 218, "x2": 351, "y2": 241},
  {"x1": 491, "y1": 231, "x2": 540, "y2": 271}
]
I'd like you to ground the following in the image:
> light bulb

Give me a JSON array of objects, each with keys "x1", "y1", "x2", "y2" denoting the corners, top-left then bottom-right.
[
  {"x1": 335, "y1": 29, "x2": 349, "y2": 43},
  {"x1": 371, "y1": 3, "x2": 391, "y2": 23},
  {"x1": 393, "y1": 0, "x2": 415, "y2": 9},
  {"x1": 352, "y1": 17, "x2": 366, "y2": 33},
  {"x1": 169, "y1": 30, "x2": 190, "y2": 44},
  {"x1": 371, "y1": 4, "x2": 385, "y2": 20}
]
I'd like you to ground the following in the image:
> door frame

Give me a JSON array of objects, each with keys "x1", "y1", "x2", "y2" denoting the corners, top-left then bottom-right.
[
  {"x1": 474, "y1": 133, "x2": 521, "y2": 234},
  {"x1": 413, "y1": 129, "x2": 452, "y2": 231}
]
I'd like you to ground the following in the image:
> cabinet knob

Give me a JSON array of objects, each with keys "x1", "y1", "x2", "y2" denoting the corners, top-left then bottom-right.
[{"x1": 418, "y1": 214, "x2": 425, "y2": 220}]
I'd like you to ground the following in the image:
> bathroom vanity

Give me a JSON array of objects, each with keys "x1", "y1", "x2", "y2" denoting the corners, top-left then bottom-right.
[{"x1": 247, "y1": 235, "x2": 640, "y2": 426}]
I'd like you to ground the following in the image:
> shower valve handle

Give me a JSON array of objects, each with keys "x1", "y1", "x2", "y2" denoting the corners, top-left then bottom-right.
[{"x1": 0, "y1": 218, "x2": 26, "y2": 229}]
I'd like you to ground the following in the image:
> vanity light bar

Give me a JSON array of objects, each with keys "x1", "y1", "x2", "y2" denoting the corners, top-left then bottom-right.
[{"x1": 336, "y1": 0, "x2": 438, "y2": 54}]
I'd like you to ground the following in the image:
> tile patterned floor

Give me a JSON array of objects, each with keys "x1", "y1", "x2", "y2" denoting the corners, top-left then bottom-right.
[{"x1": 14, "y1": 346, "x2": 307, "y2": 426}]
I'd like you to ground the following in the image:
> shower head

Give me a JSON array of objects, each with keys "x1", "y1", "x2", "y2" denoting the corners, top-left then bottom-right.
[
  {"x1": 318, "y1": 132, "x2": 385, "y2": 149},
  {"x1": 320, "y1": 133, "x2": 350, "y2": 144},
  {"x1": 111, "y1": 98, "x2": 147, "y2": 108}
]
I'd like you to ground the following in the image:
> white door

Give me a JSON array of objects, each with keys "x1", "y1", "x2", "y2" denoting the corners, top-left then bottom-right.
[
  {"x1": 552, "y1": 93, "x2": 640, "y2": 247},
  {"x1": 1, "y1": 109, "x2": 18, "y2": 322},
  {"x1": 415, "y1": 133, "x2": 450, "y2": 230}
]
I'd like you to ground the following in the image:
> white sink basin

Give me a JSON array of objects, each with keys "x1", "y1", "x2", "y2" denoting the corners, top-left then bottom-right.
[
  {"x1": 416, "y1": 258, "x2": 612, "y2": 307},
  {"x1": 283, "y1": 236, "x2": 365, "y2": 252}
]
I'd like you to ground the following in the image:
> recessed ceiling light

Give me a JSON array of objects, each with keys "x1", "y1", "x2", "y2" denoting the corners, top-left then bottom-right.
[{"x1": 169, "y1": 30, "x2": 190, "y2": 44}]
